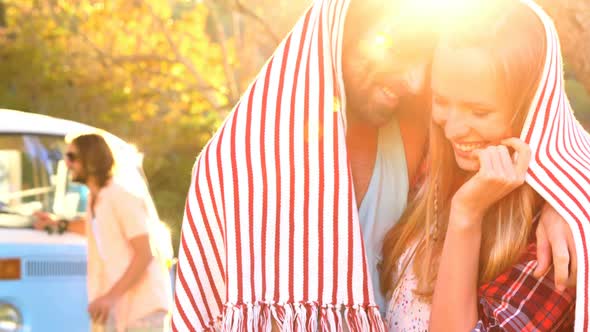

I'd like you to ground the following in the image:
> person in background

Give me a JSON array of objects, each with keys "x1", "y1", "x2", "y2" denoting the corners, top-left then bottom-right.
[{"x1": 34, "y1": 133, "x2": 171, "y2": 332}]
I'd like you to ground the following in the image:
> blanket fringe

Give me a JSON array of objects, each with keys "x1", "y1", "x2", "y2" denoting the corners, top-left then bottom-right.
[
  {"x1": 216, "y1": 302, "x2": 383, "y2": 331},
  {"x1": 306, "y1": 303, "x2": 319, "y2": 332}
]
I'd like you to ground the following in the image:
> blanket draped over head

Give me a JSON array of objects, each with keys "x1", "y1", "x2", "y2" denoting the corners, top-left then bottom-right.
[
  {"x1": 171, "y1": 0, "x2": 590, "y2": 330},
  {"x1": 171, "y1": 0, "x2": 384, "y2": 330},
  {"x1": 521, "y1": 1, "x2": 590, "y2": 331}
]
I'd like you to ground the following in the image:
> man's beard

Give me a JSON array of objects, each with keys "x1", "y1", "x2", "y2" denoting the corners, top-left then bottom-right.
[
  {"x1": 347, "y1": 89, "x2": 399, "y2": 128},
  {"x1": 355, "y1": 104, "x2": 396, "y2": 127},
  {"x1": 71, "y1": 172, "x2": 88, "y2": 184}
]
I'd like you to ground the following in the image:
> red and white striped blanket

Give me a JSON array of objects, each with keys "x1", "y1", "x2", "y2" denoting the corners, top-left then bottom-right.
[
  {"x1": 172, "y1": 0, "x2": 383, "y2": 330},
  {"x1": 521, "y1": 1, "x2": 590, "y2": 331}
]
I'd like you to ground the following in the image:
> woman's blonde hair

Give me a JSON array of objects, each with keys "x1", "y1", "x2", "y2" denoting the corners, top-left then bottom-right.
[{"x1": 380, "y1": 1, "x2": 547, "y2": 298}]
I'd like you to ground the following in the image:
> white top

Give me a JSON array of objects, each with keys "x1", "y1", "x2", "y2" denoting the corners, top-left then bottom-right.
[
  {"x1": 385, "y1": 245, "x2": 431, "y2": 331},
  {"x1": 358, "y1": 118, "x2": 409, "y2": 313}
]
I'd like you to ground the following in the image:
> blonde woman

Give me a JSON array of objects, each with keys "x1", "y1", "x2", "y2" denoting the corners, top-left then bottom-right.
[{"x1": 380, "y1": 1, "x2": 583, "y2": 331}]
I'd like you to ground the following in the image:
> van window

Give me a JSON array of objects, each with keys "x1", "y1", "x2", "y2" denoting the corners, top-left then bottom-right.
[{"x1": 0, "y1": 134, "x2": 88, "y2": 228}]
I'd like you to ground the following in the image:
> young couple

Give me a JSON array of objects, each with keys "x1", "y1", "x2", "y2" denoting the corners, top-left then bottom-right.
[{"x1": 173, "y1": 0, "x2": 589, "y2": 331}]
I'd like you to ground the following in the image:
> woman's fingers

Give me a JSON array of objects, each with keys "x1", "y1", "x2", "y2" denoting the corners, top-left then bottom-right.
[
  {"x1": 534, "y1": 221, "x2": 552, "y2": 278},
  {"x1": 496, "y1": 145, "x2": 517, "y2": 180},
  {"x1": 567, "y1": 236, "x2": 578, "y2": 288},
  {"x1": 501, "y1": 138, "x2": 532, "y2": 177},
  {"x1": 487, "y1": 146, "x2": 505, "y2": 176},
  {"x1": 550, "y1": 231, "x2": 571, "y2": 292},
  {"x1": 477, "y1": 145, "x2": 519, "y2": 183},
  {"x1": 461, "y1": 140, "x2": 530, "y2": 213},
  {"x1": 474, "y1": 148, "x2": 493, "y2": 176}
]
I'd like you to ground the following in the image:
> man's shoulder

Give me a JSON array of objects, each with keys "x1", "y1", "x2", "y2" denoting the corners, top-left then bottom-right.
[
  {"x1": 101, "y1": 180, "x2": 123, "y2": 195},
  {"x1": 100, "y1": 181, "x2": 142, "y2": 203}
]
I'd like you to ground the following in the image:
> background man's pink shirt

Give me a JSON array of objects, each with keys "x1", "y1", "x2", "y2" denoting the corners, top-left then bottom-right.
[{"x1": 86, "y1": 181, "x2": 171, "y2": 331}]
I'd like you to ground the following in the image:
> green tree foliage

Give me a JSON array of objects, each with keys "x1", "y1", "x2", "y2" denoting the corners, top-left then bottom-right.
[
  {"x1": 566, "y1": 65, "x2": 590, "y2": 126},
  {"x1": 0, "y1": 0, "x2": 587, "y2": 253},
  {"x1": 538, "y1": 0, "x2": 590, "y2": 97},
  {"x1": 0, "y1": 0, "x2": 310, "y2": 253},
  {"x1": 536, "y1": 0, "x2": 590, "y2": 128}
]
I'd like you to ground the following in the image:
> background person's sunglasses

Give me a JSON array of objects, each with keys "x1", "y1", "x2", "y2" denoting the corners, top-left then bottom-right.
[{"x1": 65, "y1": 152, "x2": 78, "y2": 162}]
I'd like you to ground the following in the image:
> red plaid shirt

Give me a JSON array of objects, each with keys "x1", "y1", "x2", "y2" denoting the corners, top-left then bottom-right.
[{"x1": 474, "y1": 242, "x2": 575, "y2": 331}]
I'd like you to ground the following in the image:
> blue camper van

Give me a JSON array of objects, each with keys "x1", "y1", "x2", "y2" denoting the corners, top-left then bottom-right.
[{"x1": 0, "y1": 109, "x2": 165, "y2": 332}]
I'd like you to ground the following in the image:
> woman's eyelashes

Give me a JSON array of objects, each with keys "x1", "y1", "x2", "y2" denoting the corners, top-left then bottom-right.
[{"x1": 471, "y1": 107, "x2": 493, "y2": 117}]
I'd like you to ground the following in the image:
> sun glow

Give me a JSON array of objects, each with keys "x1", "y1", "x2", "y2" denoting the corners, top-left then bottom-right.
[{"x1": 358, "y1": 0, "x2": 503, "y2": 63}]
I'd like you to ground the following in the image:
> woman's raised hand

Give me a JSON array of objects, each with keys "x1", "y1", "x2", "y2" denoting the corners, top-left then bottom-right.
[{"x1": 451, "y1": 138, "x2": 531, "y2": 223}]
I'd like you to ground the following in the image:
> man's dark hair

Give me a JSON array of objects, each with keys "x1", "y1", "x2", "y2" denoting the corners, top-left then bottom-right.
[{"x1": 72, "y1": 134, "x2": 114, "y2": 188}]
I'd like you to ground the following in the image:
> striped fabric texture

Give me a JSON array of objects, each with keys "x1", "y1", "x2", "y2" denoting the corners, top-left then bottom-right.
[
  {"x1": 520, "y1": 1, "x2": 590, "y2": 331},
  {"x1": 171, "y1": 0, "x2": 384, "y2": 330}
]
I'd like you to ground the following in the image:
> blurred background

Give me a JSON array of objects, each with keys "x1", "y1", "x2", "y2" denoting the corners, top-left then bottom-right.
[{"x1": 0, "y1": 0, "x2": 588, "y2": 254}]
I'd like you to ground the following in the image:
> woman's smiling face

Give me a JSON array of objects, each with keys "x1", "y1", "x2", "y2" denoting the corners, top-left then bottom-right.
[{"x1": 431, "y1": 45, "x2": 514, "y2": 172}]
